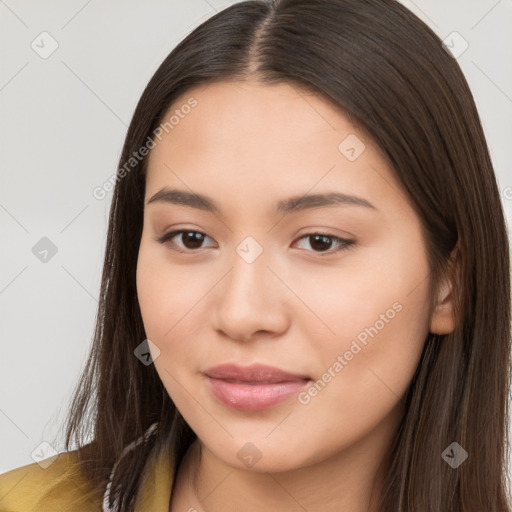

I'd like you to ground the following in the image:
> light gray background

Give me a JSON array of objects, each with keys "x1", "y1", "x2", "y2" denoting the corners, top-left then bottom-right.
[{"x1": 1, "y1": 0, "x2": 511, "y2": 475}]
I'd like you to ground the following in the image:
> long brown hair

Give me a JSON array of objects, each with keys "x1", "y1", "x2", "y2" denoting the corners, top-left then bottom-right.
[{"x1": 63, "y1": 0, "x2": 512, "y2": 510}]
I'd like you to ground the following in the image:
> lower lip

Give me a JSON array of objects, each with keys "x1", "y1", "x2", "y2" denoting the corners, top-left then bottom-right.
[{"x1": 206, "y1": 376, "x2": 311, "y2": 411}]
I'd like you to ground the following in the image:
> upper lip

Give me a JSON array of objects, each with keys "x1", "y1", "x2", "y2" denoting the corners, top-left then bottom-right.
[{"x1": 205, "y1": 363, "x2": 311, "y2": 383}]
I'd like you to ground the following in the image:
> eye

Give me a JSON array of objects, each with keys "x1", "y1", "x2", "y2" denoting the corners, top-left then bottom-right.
[
  {"x1": 293, "y1": 232, "x2": 355, "y2": 256},
  {"x1": 155, "y1": 229, "x2": 215, "y2": 252},
  {"x1": 155, "y1": 229, "x2": 355, "y2": 256}
]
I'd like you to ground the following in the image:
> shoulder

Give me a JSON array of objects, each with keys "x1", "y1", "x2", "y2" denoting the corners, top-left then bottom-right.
[{"x1": 0, "y1": 449, "x2": 103, "y2": 512}]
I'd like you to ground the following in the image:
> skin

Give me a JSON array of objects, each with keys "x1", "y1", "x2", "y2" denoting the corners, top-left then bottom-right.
[{"x1": 135, "y1": 80, "x2": 457, "y2": 512}]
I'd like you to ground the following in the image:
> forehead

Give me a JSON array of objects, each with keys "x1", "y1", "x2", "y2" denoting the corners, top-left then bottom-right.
[
  {"x1": 150, "y1": 80, "x2": 359, "y2": 156},
  {"x1": 144, "y1": 80, "x2": 407, "y2": 218}
]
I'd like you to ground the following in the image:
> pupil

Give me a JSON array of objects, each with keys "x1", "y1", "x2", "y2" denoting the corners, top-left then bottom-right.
[
  {"x1": 183, "y1": 232, "x2": 204, "y2": 249},
  {"x1": 311, "y1": 234, "x2": 331, "y2": 251}
]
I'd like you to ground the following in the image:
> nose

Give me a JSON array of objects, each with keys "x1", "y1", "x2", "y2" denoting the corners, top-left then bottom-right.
[{"x1": 213, "y1": 246, "x2": 290, "y2": 343}]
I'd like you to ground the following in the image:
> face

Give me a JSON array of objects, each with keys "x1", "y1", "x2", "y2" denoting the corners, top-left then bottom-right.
[{"x1": 136, "y1": 80, "x2": 443, "y2": 473}]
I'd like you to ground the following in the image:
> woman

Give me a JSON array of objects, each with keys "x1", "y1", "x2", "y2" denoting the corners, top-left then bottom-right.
[{"x1": 1, "y1": 0, "x2": 510, "y2": 511}]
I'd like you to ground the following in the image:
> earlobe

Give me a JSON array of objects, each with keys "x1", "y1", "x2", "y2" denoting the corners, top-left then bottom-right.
[{"x1": 429, "y1": 282, "x2": 457, "y2": 334}]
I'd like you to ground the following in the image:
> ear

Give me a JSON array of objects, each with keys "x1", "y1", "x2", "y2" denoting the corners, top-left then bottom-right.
[{"x1": 429, "y1": 245, "x2": 460, "y2": 335}]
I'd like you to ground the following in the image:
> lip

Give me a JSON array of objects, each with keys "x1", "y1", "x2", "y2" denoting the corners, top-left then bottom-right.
[
  {"x1": 204, "y1": 363, "x2": 311, "y2": 412},
  {"x1": 204, "y1": 363, "x2": 311, "y2": 383}
]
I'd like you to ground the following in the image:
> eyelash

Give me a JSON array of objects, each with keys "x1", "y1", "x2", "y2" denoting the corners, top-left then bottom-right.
[{"x1": 154, "y1": 229, "x2": 355, "y2": 256}]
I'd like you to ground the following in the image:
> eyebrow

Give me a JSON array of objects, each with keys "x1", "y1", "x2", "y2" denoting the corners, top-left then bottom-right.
[{"x1": 146, "y1": 187, "x2": 377, "y2": 216}]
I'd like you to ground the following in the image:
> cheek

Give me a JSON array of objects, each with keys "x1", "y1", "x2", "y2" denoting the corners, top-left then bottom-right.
[
  {"x1": 136, "y1": 241, "x2": 203, "y2": 339},
  {"x1": 297, "y1": 225, "x2": 431, "y2": 376},
  {"x1": 136, "y1": 240, "x2": 217, "y2": 388},
  {"x1": 285, "y1": 245, "x2": 431, "y2": 461},
  {"x1": 136, "y1": 247, "x2": 198, "y2": 401},
  {"x1": 305, "y1": 235, "x2": 431, "y2": 405}
]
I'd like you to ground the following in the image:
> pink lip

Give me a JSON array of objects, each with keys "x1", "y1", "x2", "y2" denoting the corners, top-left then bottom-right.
[
  {"x1": 204, "y1": 363, "x2": 311, "y2": 411},
  {"x1": 204, "y1": 363, "x2": 310, "y2": 382}
]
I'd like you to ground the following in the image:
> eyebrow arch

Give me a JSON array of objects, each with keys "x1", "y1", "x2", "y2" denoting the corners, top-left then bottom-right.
[{"x1": 146, "y1": 187, "x2": 377, "y2": 216}]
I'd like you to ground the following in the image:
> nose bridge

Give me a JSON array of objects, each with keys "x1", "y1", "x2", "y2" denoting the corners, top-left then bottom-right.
[{"x1": 224, "y1": 235, "x2": 272, "y2": 307}]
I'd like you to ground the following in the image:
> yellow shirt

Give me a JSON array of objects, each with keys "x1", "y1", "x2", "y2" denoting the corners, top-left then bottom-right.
[{"x1": 0, "y1": 442, "x2": 175, "y2": 511}]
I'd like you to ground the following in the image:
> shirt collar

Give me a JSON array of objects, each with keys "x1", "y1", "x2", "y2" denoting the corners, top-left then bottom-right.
[
  {"x1": 102, "y1": 423, "x2": 175, "y2": 512},
  {"x1": 134, "y1": 438, "x2": 175, "y2": 510}
]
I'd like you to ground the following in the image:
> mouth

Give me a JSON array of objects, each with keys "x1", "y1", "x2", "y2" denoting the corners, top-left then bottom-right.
[
  {"x1": 205, "y1": 377, "x2": 311, "y2": 411},
  {"x1": 204, "y1": 363, "x2": 312, "y2": 411},
  {"x1": 204, "y1": 362, "x2": 311, "y2": 383}
]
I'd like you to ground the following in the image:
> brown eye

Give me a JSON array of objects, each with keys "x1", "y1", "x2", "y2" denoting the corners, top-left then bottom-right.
[
  {"x1": 156, "y1": 230, "x2": 215, "y2": 252},
  {"x1": 293, "y1": 233, "x2": 355, "y2": 255}
]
